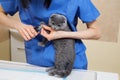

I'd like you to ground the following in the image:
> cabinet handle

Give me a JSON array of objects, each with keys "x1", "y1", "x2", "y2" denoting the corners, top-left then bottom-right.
[{"x1": 17, "y1": 47, "x2": 25, "y2": 50}]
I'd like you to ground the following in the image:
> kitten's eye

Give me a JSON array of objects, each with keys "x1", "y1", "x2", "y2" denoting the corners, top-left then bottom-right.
[{"x1": 63, "y1": 20, "x2": 65, "y2": 23}]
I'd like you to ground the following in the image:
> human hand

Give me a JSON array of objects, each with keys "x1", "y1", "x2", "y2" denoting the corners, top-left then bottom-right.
[
  {"x1": 40, "y1": 25, "x2": 59, "y2": 41},
  {"x1": 15, "y1": 23, "x2": 38, "y2": 41}
]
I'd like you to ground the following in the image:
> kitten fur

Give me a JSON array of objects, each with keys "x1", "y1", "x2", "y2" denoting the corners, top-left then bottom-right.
[{"x1": 36, "y1": 14, "x2": 75, "y2": 77}]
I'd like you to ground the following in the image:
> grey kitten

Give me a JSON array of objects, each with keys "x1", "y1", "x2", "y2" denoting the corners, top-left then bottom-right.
[{"x1": 36, "y1": 14, "x2": 75, "y2": 77}]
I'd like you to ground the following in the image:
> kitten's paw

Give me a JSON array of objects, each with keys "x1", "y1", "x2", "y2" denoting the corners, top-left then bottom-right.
[
  {"x1": 46, "y1": 67, "x2": 57, "y2": 76},
  {"x1": 48, "y1": 69, "x2": 57, "y2": 76},
  {"x1": 46, "y1": 67, "x2": 55, "y2": 72},
  {"x1": 56, "y1": 70, "x2": 68, "y2": 78},
  {"x1": 48, "y1": 71, "x2": 56, "y2": 76}
]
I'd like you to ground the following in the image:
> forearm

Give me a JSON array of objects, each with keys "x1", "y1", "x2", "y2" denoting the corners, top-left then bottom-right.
[
  {"x1": 58, "y1": 28, "x2": 101, "y2": 40},
  {"x1": 0, "y1": 12, "x2": 21, "y2": 29},
  {"x1": 41, "y1": 22, "x2": 101, "y2": 41},
  {"x1": 0, "y1": 6, "x2": 38, "y2": 41}
]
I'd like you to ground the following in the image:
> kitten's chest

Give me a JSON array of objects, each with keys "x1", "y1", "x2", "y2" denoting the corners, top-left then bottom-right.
[
  {"x1": 53, "y1": 39, "x2": 74, "y2": 50},
  {"x1": 53, "y1": 39, "x2": 67, "y2": 47}
]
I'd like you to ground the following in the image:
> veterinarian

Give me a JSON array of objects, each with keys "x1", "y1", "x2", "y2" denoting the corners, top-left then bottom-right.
[{"x1": 0, "y1": 0, "x2": 101, "y2": 70}]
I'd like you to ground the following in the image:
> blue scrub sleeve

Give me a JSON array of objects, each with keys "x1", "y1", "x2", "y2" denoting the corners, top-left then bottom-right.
[
  {"x1": 0, "y1": 0, "x2": 18, "y2": 16},
  {"x1": 78, "y1": 0, "x2": 100, "y2": 23}
]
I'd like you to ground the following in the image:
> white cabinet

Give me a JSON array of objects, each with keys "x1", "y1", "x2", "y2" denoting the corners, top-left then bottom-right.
[{"x1": 10, "y1": 29, "x2": 26, "y2": 62}]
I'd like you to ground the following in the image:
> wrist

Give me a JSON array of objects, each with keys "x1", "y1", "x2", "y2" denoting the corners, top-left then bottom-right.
[
  {"x1": 56, "y1": 31, "x2": 80, "y2": 39},
  {"x1": 55, "y1": 31, "x2": 73, "y2": 39},
  {"x1": 13, "y1": 21, "x2": 24, "y2": 30}
]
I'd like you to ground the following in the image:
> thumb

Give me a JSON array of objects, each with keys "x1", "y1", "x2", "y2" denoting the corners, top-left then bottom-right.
[{"x1": 42, "y1": 25, "x2": 53, "y2": 31}]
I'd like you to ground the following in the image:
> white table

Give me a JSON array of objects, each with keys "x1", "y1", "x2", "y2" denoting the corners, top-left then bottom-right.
[{"x1": 0, "y1": 60, "x2": 119, "y2": 80}]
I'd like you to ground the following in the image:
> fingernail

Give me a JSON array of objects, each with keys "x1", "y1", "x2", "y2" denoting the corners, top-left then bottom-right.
[{"x1": 42, "y1": 25, "x2": 45, "y2": 27}]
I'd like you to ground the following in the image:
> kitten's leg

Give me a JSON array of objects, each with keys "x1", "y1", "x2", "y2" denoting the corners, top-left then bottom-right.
[
  {"x1": 46, "y1": 67, "x2": 57, "y2": 76},
  {"x1": 56, "y1": 70, "x2": 66, "y2": 78},
  {"x1": 56, "y1": 62, "x2": 73, "y2": 77},
  {"x1": 46, "y1": 67, "x2": 55, "y2": 72},
  {"x1": 64, "y1": 62, "x2": 74, "y2": 77},
  {"x1": 55, "y1": 54, "x2": 67, "y2": 77},
  {"x1": 38, "y1": 38, "x2": 48, "y2": 47},
  {"x1": 48, "y1": 69, "x2": 57, "y2": 76}
]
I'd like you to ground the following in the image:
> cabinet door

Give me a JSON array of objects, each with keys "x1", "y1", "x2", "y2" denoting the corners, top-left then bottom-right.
[{"x1": 10, "y1": 29, "x2": 26, "y2": 62}]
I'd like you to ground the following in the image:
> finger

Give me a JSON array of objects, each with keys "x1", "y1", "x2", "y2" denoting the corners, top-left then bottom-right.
[
  {"x1": 42, "y1": 25, "x2": 53, "y2": 31},
  {"x1": 25, "y1": 25, "x2": 39, "y2": 39},
  {"x1": 19, "y1": 29, "x2": 30, "y2": 41},
  {"x1": 22, "y1": 28, "x2": 32, "y2": 40},
  {"x1": 41, "y1": 28, "x2": 49, "y2": 37},
  {"x1": 26, "y1": 28, "x2": 36, "y2": 38},
  {"x1": 30, "y1": 26, "x2": 38, "y2": 36}
]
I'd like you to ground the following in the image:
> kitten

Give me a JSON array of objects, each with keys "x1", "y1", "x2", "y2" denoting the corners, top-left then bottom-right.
[{"x1": 36, "y1": 14, "x2": 75, "y2": 77}]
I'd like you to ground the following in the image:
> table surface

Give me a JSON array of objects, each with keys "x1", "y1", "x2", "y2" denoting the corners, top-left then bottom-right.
[{"x1": 0, "y1": 60, "x2": 119, "y2": 80}]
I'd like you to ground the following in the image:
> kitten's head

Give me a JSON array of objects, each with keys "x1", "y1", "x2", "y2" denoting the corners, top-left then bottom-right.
[{"x1": 49, "y1": 14, "x2": 68, "y2": 31}]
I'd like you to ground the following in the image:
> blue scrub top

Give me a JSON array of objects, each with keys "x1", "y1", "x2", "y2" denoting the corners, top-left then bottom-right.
[{"x1": 0, "y1": 0, "x2": 100, "y2": 69}]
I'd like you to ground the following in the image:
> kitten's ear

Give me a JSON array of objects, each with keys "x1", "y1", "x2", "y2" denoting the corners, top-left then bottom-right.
[{"x1": 62, "y1": 15, "x2": 67, "y2": 23}]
